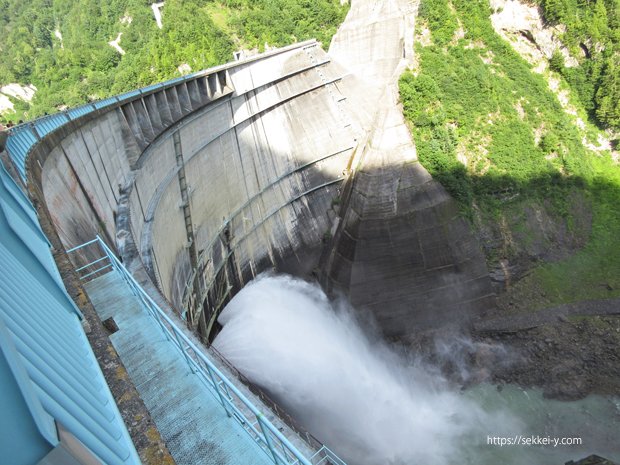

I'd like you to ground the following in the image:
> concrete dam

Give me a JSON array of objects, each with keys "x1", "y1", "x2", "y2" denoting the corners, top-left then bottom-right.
[
  {"x1": 6, "y1": 2, "x2": 620, "y2": 464},
  {"x1": 6, "y1": 0, "x2": 494, "y2": 348}
]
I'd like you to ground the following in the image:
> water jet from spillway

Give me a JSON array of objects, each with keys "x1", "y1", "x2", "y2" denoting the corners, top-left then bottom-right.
[{"x1": 212, "y1": 274, "x2": 521, "y2": 465}]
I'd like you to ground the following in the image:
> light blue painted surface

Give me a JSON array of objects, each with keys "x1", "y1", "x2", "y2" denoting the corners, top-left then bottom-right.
[
  {"x1": 85, "y1": 272, "x2": 275, "y2": 465},
  {"x1": 0, "y1": 162, "x2": 71, "y2": 297},
  {"x1": 0, "y1": 164, "x2": 141, "y2": 465},
  {"x1": 76, "y1": 237, "x2": 346, "y2": 465},
  {"x1": 5, "y1": 126, "x2": 37, "y2": 179},
  {"x1": 0, "y1": 316, "x2": 56, "y2": 465}
]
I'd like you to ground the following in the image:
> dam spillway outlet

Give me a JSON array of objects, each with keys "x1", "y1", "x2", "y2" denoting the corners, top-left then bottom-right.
[
  {"x1": 212, "y1": 274, "x2": 514, "y2": 465},
  {"x1": 213, "y1": 274, "x2": 620, "y2": 465}
]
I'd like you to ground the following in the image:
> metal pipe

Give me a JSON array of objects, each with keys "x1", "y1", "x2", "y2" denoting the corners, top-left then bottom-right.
[{"x1": 75, "y1": 256, "x2": 109, "y2": 272}]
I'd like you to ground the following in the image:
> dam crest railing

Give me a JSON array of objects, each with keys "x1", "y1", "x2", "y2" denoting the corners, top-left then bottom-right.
[{"x1": 67, "y1": 236, "x2": 346, "y2": 465}]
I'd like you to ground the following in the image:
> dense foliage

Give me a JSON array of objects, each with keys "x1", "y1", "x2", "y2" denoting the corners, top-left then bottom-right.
[
  {"x1": 401, "y1": 0, "x2": 620, "y2": 305},
  {"x1": 0, "y1": 0, "x2": 348, "y2": 122},
  {"x1": 537, "y1": 0, "x2": 620, "y2": 129}
]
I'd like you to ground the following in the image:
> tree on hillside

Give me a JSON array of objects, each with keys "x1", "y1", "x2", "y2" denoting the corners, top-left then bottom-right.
[{"x1": 595, "y1": 55, "x2": 620, "y2": 128}]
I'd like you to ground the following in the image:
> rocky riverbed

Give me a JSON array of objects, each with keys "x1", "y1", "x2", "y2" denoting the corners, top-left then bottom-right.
[
  {"x1": 479, "y1": 314, "x2": 620, "y2": 400},
  {"x1": 407, "y1": 305, "x2": 620, "y2": 401}
]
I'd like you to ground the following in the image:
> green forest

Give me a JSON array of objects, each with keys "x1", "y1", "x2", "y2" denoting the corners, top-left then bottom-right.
[
  {"x1": 538, "y1": 0, "x2": 620, "y2": 129},
  {"x1": 400, "y1": 0, "x2": 620, "y2": 308},
  {"x1": 0, "y1": 0, "x2": 348, "y2": 122}
]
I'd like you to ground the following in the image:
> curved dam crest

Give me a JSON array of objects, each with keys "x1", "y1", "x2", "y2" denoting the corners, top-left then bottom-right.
[{"x1": 21, "y1": 0, "x2": 493, "y2": 344}]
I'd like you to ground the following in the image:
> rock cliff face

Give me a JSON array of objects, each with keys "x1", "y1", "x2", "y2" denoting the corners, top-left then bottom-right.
[
  {"x1": 0, "y1": 83, "x2": 37, "y2": 115},
  {"x1": 481, "y1": 0, "x2": 614, "y2": 289},
  {"x1": 489, "y1": 0, "x2": 578, "y2": 71},
  {"x1": 490, "y1": 0, "x2": 618, "y2": 160}
]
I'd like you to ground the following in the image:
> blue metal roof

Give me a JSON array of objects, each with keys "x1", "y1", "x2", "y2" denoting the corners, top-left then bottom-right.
[
  {"x1": 0, "y1": 163, "x2": 77, "y2": 308},
  {"x1": 5, "y1": 126, "x2": 37, "y2": 179},
  {"x1": 0, "y1": 164, "x2": 141, "y2": 465}
]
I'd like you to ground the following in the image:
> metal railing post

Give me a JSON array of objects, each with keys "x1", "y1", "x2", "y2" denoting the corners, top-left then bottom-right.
[
  {"x1": 204, "y1": 363, "x2": 231, "y2": 417},
  {"x1": 258, "y1": 413, "x2": 282, "y2": 465},
  {"x1": 172, "y1": 329, "x2": 195, "y2": 373}
]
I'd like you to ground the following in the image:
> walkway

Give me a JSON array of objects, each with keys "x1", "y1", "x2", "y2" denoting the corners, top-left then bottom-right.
[{"x1": 84, "y1": 271, "x2": 274, "y2": 465}]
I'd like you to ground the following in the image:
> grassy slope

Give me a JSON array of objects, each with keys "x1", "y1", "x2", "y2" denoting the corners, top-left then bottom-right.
[
  {"x1": 400, "y1": 0, "x2": 620, "y2": 308},
  {"x1": 538, "y1": 154, "x2": 620, "y2": 303}
]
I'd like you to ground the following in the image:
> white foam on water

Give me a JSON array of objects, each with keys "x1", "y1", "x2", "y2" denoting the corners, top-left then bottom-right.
[{"x1": 213, "y1": 274, "x2": 521, "y2": 465}]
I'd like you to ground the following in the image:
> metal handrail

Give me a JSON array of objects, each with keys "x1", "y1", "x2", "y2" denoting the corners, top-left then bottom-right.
[
  {"x1": 67, "y1": 236, "x2": 346, "y2": 465},
  {"x1": 66, "y1": 238, "x2": 114, "y2": 281}
]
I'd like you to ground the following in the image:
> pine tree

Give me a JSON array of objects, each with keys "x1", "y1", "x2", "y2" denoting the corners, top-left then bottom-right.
[{"x1": 595, "y1": 56, "x2": 620, "y2": 128}]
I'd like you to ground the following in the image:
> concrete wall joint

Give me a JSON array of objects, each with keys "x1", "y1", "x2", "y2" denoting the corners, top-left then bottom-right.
[{"x1": 172, "y1": 131, "x2": 202, "y2": 325}]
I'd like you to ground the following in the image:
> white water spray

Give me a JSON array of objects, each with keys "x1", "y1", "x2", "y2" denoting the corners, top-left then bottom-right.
[{"x1": 213, "y1": 274, "x2": 522, "y2": 465}]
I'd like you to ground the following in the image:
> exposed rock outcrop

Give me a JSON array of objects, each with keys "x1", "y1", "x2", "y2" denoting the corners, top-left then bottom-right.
[
  {"x1": 0, "y1": 83, "x2": 37, "y2": 115},
  {"x1": 151, "y1": 2, "x2": 164, "y2": 29},
  {"x1": 0, "y1": 83, "x2": 37, "y2": 102},
  {"x1": 490, "y1": 0, "x2": 578, "y2": 71},
  {"x1": 108, "y1": 32, "x2": 126, "y2": 55},
  {"x1": 489, "y1": 0, "x2": 619, "y2": 160}
]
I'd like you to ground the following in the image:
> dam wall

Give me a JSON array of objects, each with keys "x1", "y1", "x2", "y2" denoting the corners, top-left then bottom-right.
[
  {"x1": 6, "y1": 0, "x2": 495, "y2": 343},
  {"x1": 17, "y1": 40, "x2": 356, "y2": 340}
]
